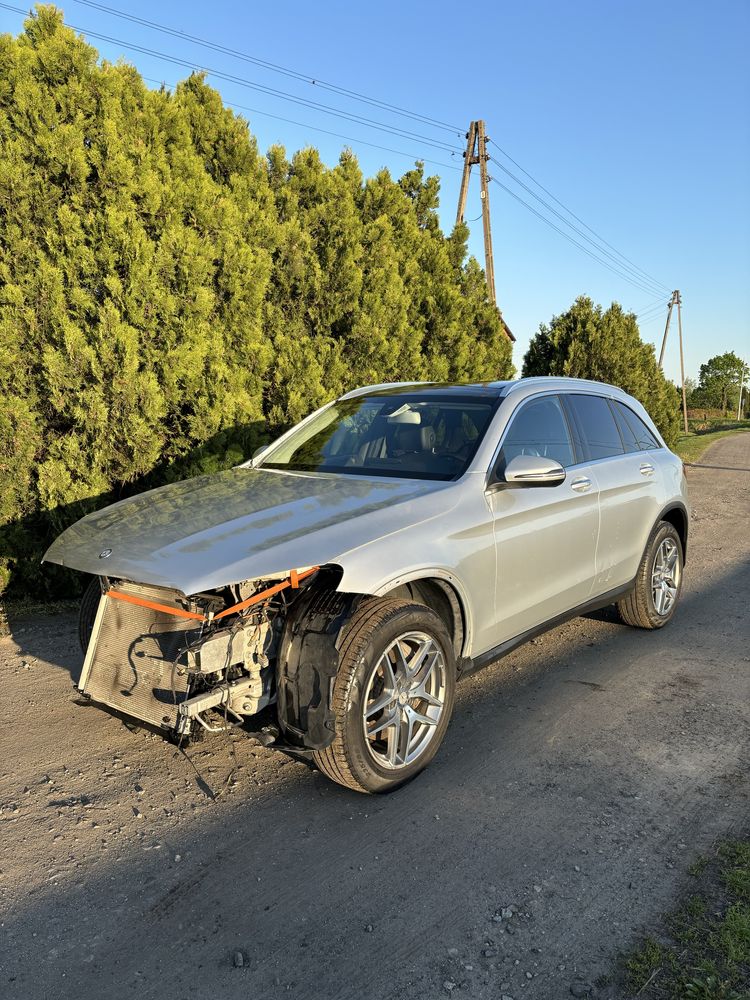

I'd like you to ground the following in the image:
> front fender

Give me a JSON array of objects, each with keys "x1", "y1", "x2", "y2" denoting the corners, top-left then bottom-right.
[{"x1": 276, "y1": 583, "x2": 362, "y2": 751}]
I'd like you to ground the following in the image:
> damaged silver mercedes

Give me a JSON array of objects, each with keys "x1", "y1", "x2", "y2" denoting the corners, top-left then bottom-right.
[{"x1": 45, "y1": 378, "x2": 689, "y2": 793}]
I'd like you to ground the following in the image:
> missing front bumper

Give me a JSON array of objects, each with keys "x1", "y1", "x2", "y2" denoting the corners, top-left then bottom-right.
[{"x1": 79, "y1": 582, "x2": 201, "y2": 730}]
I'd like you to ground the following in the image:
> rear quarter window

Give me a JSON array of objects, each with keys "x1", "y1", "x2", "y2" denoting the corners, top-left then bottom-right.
[
  {"x1": 609, "y1": 400, "x2": 641, "y2": 453},
  {"x1": 565, "y1": 394, "x2": 625, "y2": 462},
  {"x1": 612, "y1": 400, "x2": 661, "y2": 450}
]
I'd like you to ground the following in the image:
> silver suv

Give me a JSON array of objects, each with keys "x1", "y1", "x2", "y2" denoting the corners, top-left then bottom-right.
[{"x1": 46, "y1": 377, "x2": 689, "y2": 793}]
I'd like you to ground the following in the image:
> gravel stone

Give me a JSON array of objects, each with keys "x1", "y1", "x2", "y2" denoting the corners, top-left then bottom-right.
[{"x1": 570, "y1": 983, "x2": 592, "y2": 998}]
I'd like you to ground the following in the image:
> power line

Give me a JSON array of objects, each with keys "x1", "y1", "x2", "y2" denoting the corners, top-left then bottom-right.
[
  {"x1": 2, "y1": 3, "x2": 674, "y2": 301},
  {"x1": 490, "y1": 155, "x2": 668, "y2": 297},
  {"x1": 489, "y1": 175, "x2": 670, "y2": 296},
  {"x1": 489, "y1": 138, "x2": 672, "y2": 294},
  {"x1": 142, "y1": 75, "x2": 463, "y2": 173},
  {"x1": 55, "y1": 0, "x2": 674, "y2": 297},
  {"x1": 638, "y1": 313, "x2": 668, "y2": 327},
  {"x1": 71, "y1": 0, "x2": 465, "y2": 137},
  {"x1": 0, "y1": 3, "x2": 464, "y2": 155},
  {"x1": 631, "y1": 294, "x2": 670, "y2": 315},
  {"x1": 636, "y1": 302, "x2": 670, "y2": 321}
]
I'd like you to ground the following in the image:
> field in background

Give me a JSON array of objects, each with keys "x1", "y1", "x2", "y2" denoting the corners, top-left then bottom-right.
[{"x1": 676, "y1": 419, "x2": 750, "y2": 464}]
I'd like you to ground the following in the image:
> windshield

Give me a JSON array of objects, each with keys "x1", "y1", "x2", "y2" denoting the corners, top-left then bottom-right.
[{"x1": 260, "y1": 393, "x2": 497, "y2": 481}]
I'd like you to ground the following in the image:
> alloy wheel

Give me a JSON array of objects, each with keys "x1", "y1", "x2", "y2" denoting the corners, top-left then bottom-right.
[
  {"x1": 651, "y1": 537, "x2": 681, "y2": 616},
  {"x1": 362, "y1": 631, "x2": 447, "y2": 770}
]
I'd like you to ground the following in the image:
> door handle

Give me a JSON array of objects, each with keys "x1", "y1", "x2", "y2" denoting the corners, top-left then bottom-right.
[
  {"x1": 571, "y1": 476, "x2": 592, "y2": 493},
  {"x1": 640, "y1": 463, "x2": 655, "y2": 476}
]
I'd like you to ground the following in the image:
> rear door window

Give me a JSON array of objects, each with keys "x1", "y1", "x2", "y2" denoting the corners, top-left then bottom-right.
[
  {"x1": 609, "y1": 401, "x2": 641, "y2": 453},
  {"x1": 612, "y1": 400, "x2": 661, "y2": 450},
  {"x1": 565, "y1": 394, "x2": 625, "y2": 462},
  {"x1": 498, "y1": 395, "x2": 576, "y2": 469}
]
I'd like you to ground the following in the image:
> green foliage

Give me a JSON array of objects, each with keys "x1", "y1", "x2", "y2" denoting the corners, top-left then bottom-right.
[
  {"x1": 691, "y1": 352, "x2": 747, "y2": 415},
  {"x1": 522, "y1": 295, "x2": 681, "y2": 448},
  {"x1": 625, "y1": 936, "x2": 670, "y2": 991},
  {"x1": 676, "y1": 424, "x2": 750, "y2": 464},
  {"x1": 620, "y1": 839, "x2": 750, "y2": 1000},
  {"x1": 0, "y1": 7, "x2": 514, "y2": 597},
  {"x1": 721, "y1": 842, "x2": 750, "y2": 903}
]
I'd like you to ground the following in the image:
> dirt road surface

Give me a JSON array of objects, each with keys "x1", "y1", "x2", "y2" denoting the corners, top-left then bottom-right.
[{"x1": 2, "y1": 435, "x2": 749, "y2": 1000}]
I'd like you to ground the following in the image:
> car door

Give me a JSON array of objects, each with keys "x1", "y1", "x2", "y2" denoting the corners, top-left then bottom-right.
[
  {"x1": 563, "y1": 393, "x2": 663, "y2": 593},
  {"x1": 486, "y1": 393, "x2": 600, "y2": 647}
]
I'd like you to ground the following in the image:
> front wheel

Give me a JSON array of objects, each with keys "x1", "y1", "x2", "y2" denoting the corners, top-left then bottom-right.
[
  {"x1": 617, "y1": 521, "x2": 684, "y2": 629},
  {"x1": 313, "y1": 598, "x2": 456, "y2": 794}
]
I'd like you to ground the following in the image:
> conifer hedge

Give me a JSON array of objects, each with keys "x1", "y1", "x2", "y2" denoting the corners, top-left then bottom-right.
[
  {"x1": 0, "y1": 7, "x2": 514, "y2": 596},
  {"x1": 523, "y1": 296, "x2": 681, "y2": 447}
]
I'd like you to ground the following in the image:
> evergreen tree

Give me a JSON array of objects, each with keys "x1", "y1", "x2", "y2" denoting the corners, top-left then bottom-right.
[
  {"x1": 522, "y1": 296, "x2": 680, "y2": 447},
  {"x1": 0, "y1": 7, "x2": 514, "y2": 596}
]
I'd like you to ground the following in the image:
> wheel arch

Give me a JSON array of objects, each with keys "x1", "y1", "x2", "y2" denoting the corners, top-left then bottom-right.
[
  {"x1": 275, "y1": 566, "x2": 468, "y2": 753},
  {"x1": 372, "y1": 571, "x2": 470, "y2": 660},
  {"x1": 658, "y1": 502, "x2": 689, "y2": 564}
]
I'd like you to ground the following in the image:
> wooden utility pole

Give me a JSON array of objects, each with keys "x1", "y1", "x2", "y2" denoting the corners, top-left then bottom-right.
[
  {"x1": 658, "y1": 290, "x2": 688, "y2": 434},
  {"x1": 675, "y1": 292, "x2": 689, "y2": 434},
  {"x1": 658, "y1": 291, "x2": 677, "y2": 369},
  {"x1": 456, "y1": 121, "x2": 478, "y2": 228},
  {"x1": 738, "y1": 362, "x2": 748, "y2": 421},
  {"x1": 456, "y1": 120, "x2": 497, "y2": 307}
]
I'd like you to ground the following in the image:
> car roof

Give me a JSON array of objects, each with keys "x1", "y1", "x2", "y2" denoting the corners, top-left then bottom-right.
[{"x1": 340, "y1": 376, "x2": 627, "y2": 401}]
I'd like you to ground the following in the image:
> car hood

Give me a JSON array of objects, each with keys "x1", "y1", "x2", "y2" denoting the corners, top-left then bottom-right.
[{"x1": 43, "y1": 467, "x2": 453, "y2": 594}]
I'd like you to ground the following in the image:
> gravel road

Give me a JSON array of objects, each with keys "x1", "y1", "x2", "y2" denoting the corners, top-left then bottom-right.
[{"x1": 1, "y1": 434, "x2": 749, "y2": 1000}]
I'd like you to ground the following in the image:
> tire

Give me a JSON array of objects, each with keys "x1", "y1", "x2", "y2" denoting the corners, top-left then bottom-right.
[
  {"x1": 617, "y1": 521, "x2": 684, "y2": 629},
  {"x1": 313, "y1": 597, "x2": 456, "y2": 794},
  {"x1": 78, "y1": 577, "x2": 102, "y2": 652}
]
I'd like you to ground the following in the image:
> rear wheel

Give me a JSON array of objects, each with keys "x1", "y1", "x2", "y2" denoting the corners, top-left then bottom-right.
[
  {"x1": 313, "y1": 598, "x2": 456, "y2": 794},
  {"x1": 617, "y1": 521, "x2": 683, "y2": 629}
]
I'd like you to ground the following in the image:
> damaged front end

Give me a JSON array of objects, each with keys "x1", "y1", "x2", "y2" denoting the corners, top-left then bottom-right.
[{"x1": 78, "y1": 568, "x2": 354, "y2": 748}]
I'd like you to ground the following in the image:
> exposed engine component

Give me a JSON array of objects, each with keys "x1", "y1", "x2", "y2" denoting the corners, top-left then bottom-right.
[{"x1": 180, "y1": 616, "x2": 278, "y2": 729}]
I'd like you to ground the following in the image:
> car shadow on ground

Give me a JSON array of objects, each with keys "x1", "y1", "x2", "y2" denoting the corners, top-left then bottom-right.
[
  {"x1": 686, "y1": 463, "x2": 750, "y2": 472},
  {"x1": 4, "y1": 556, "x2": 749, "y2": 1000}
]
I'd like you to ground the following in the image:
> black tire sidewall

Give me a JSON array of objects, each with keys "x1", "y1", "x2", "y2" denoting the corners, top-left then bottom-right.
[
  {"x1": 340, "y1": 606, "x2": 456, "y2": 793},
  {"x1": 643, "y1": 522, "x2": 684, "y2": 627}
]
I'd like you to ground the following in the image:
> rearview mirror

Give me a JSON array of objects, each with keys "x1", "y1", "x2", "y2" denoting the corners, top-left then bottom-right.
[
  {"x1": 493, "y1": 454, "x2": 566, "y2": 489},
  {"x1": 252, "y1": 444, "x2": 269, "y2": 464}
]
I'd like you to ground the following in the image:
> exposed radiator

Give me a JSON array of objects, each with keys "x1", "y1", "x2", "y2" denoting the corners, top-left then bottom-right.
[{"x1": 80, "y1": 582, "x2": 203, "y2": 730}]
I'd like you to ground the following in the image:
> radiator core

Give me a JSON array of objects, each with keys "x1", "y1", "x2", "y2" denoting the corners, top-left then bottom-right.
[{"x1": 80, "y1": 582, "x2": 202, "y2": 729}]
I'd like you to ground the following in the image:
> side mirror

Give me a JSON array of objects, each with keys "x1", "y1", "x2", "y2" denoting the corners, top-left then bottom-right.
[
  {"x1": 492, "y1": 454, "x2": 566, "y2": 489},
  {"x1": 252, "y1": 444, "x2": 269, "y2": 465}
]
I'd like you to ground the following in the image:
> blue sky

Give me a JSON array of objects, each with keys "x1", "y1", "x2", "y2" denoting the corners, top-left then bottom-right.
[{"x1": 2, "y1": 0, "x2": 748, "y2": 383}]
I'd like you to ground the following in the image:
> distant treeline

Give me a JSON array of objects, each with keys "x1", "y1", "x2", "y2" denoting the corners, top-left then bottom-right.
[{"x1": 0, "y1": 8, "x2": 513, "y2": 595}]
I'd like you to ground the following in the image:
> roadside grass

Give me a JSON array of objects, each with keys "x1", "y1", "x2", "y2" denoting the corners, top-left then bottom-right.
[
  {"x1": 621, "y1": 839, "x2": 750, "y2": 999},
  {"x1": 675, "y1": 418, "x2": 750, "y2": 464}
]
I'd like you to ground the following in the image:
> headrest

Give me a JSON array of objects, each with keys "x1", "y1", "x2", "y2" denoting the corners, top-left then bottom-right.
[{"x1": 393, "y1": 426, "x2": 435, "y2": 452}]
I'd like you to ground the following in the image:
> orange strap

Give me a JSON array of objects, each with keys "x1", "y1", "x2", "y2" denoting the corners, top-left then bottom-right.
[
  {"x1": 107, "y1": 566, "x2": 319, "y2": 624},
  {"x1": 107, "y1": 589, "x2": 205, "y2": 620},
  {"x1": 214, "y1": 566, "x2": 317, "y2": 619}
]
